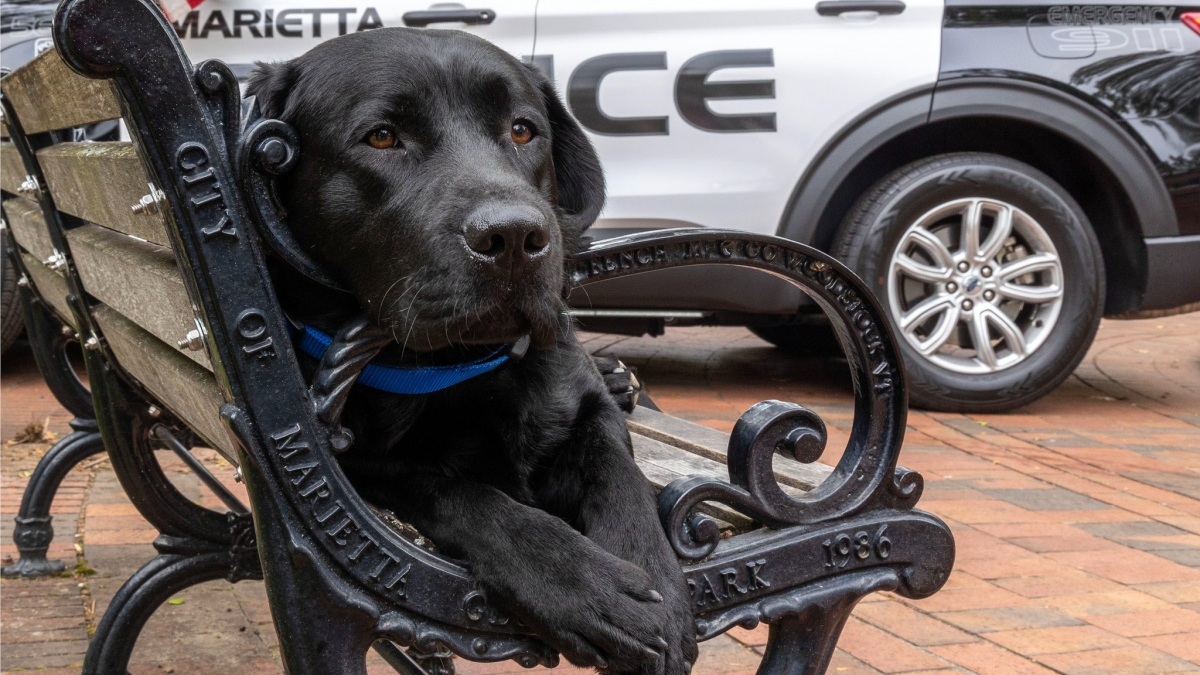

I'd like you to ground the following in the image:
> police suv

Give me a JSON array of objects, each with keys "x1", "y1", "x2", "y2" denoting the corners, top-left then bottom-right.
[{"x1": 3, "y1": 0, "x2": 1198, "y2": 411}]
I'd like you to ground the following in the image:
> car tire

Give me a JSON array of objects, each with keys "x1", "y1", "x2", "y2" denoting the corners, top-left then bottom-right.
[
  {"x1": 832, "y1": 152, "x2": 1104, "y2": 413},
  {"x1": 1, "y1": 242, "x2": 25, "y2": 354}
]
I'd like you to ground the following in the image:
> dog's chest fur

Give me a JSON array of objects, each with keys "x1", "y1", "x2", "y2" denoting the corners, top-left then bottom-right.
[{"x1": 329, "y1": 332, "x2": 618, "y2": 521}]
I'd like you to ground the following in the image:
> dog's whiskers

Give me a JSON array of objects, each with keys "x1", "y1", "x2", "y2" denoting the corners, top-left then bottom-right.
[
  {"x1": 385, "y1": 279, "x2": 424, "y2": 338},
  {"x1": 399, "y1": 283, "x2": 428, "y2": 359},
  {"x1": 444, "y1": 295, "x2": 461, "y2": 348},
  {"x1": 380, "y1": 274, "x2": 420, "y2": 345},
  {"x1": 379, "y1": 274, "x2": 412, "y2": 317},
  {"x1": 388, "y1": 277, "x2": 423, "y2": 312}
]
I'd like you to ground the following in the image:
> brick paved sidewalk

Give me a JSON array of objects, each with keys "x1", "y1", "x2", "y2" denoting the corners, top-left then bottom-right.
[{"x1": 3, "y1": 312, "x2": 1199, "y2": 675}]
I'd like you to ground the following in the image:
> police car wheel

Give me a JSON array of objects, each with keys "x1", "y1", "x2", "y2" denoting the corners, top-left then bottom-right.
[{"x1": 832, "y1": 152, "x2": 1104, "y2": 413}]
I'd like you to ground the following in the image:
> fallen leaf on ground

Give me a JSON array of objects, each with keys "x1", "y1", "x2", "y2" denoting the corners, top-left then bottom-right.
[{"x1": 8, "y1": 419, "x2": 49, "y2": 444}]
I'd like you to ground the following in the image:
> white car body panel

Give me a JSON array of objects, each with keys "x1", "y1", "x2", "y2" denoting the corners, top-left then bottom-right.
[
  {"x1": 169, "y1": 1, "x2": 942, "y2": 239},
  {"x1": 534, "y1": 0, "x2": 943, "y2": 235}
]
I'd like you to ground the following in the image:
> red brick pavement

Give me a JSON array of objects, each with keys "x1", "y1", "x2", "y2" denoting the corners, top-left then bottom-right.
[{"x1": 2, "y1": 312, "x2": 1199, "y2": 675}]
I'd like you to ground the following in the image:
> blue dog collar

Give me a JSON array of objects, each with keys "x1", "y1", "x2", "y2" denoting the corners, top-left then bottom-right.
[{"x1": 293, "y1": 323, "x2": 512, "y2": 394}]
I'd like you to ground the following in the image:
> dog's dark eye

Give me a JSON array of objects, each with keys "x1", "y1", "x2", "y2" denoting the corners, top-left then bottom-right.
[
  {"x1": 366, "y1": 127, "x2": 398, "y2": 149},
  {"x1": 511, "y1": 120, "x2": 534, "y2": 145}
]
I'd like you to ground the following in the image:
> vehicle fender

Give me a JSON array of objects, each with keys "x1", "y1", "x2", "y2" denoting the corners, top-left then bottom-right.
[
  {"x1": 775, "y1": 86, "x2": 934, "y2": 248},
  {"x1": 928, "y1": 76, "x2": 1178, "y2": 238},
  {"x1": 777, "y1": 76, "x2": 1180, "y2": 251}
]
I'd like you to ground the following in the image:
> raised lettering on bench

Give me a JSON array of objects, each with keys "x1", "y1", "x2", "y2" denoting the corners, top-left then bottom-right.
[
  {"x1": 176, "y1": 142, "x2": 238, "y2": 241},
  {"x1": 236, "y1": 309, "x2": 276, "y2": 361}
]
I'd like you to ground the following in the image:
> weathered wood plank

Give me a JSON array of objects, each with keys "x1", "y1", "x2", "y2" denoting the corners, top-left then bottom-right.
[
  {"x1": 3, "y1": 196, "x2": 55, "y2": 262},
  {"x1": 19, "y1": 252, "x2": 75, "y2": 328},
  {"x1": 37, "y1": 142, "x2": 171, "y2": 245},
  {"x1": 0, "y1": 48, "x2": 122, "y2": 135},
  {"x1": 628, "y1": 405, "x2": 833, "y2": 491},
  {"x1": 2, "y1": 141, "x2": 25, "y2": 194},
  {"x1": 93, "y1": 303, "x2": 233, "y2": 457},
  {"x1": 632, "y1": 433, "x2": 805, "y2": 534},
  {"x1": 66, "y1": 223, "x2": 209, "y2": 370},
  {"x1": 633, "y1": 433, "x2": 751, "y2": 530}
]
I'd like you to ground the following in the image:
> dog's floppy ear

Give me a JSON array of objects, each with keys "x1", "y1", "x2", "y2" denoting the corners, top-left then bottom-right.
[
  {"x1": 247, "y1": 60, "x2": 299, "y2": 120},
  {"x1": 525, "y1": 63, "x2": 606, "y2": 248}
]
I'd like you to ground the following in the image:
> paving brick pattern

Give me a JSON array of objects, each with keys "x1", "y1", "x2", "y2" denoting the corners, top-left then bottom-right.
[{"x1": 2, "y1": 312, "x2": 1198, "y2": 674}]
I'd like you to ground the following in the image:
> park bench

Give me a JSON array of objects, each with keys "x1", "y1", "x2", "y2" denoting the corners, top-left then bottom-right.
[{"x1": 0, "y1": 0, "x2": 954, "y2": 673}]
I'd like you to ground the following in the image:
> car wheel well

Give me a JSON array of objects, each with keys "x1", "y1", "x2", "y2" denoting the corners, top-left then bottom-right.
[{"x1": 816, "y1": 117, "x2": 1145, "y2": 315}]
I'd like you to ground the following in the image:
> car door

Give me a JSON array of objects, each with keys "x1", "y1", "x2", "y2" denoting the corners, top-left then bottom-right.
[
  {"x1": 171, "y1": 0, "x2": 537, "y2": 77},
  {"x1": 533, "y1": 0, "x2": 944, "y2": 239}
]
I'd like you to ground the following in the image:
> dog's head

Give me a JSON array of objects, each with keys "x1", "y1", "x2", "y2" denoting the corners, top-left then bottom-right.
[{"x1": 248, "y1": 28, "x2": 604, "y2": 351}]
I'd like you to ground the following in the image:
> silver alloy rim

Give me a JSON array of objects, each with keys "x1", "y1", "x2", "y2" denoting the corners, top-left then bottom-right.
[{"x1": 886, "y1": 198, "x2": 1064, "y2": 375}]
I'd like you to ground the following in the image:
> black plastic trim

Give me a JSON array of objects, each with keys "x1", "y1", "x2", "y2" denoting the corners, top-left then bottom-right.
[
  {"x1": 402, "y1": 8, "x2": 495, "y2": 27},
  {"x1": 566, "y1": 255, "x2": 808, "y2": 315},
  {"x1": 1142, "y1": 235, "x2": 1200, "y2": 311},
  {"x1": 817, "y1": 1, "x2": 906, "y2": 15},
  {"x1": 1167, "y1": 173, "x2": 1200, "y2": 237}
]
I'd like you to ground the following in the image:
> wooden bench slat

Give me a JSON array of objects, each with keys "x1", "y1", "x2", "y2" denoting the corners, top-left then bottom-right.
[
  {"x1": 629, "y1": 406, "x2": 833, "y2": 491},
  {"x1": 3, "y1": 197, "x2": 55, "y2": 263},
  {"x1": 37, "y1": 142, "x2": 171, "y2": 245},
  {"x1": 5, "y1": 197, "x2": 52, "y2": 259},
  {"x1": 632, "y1": 433, "x2": 751, "y2": 530},
  {"x1": 1, "y1": 48, "x2": 122, "y2": 135},
  {"x1": 19, "y1": 252, "x2": 75, "y2": 328},
  {"x1": 1, "y1": 141, "x2": 25, "y2": 194},
  {"x1": 93, "y1": 303, "x2": 234, "y2": 458},
  {"x1": 66, "y1": 223, "x2": 209, "y2": 370}
]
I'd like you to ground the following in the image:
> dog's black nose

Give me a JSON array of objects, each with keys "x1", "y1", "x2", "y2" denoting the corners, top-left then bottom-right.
[{"x1": 463, "y1": 205, "x2": 550, "y2": 279}]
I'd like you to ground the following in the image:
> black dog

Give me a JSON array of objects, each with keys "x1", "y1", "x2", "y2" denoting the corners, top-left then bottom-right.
[{"x1": 249, "y1": 27, "x2": 697, "y2": 675}]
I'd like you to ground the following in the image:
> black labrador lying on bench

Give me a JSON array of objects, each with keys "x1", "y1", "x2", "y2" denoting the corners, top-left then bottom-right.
[{"x1": 248, "y1": 27, "x2": 697, "y2": 675}]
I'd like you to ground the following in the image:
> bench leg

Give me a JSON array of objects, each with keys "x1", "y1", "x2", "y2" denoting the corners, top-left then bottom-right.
[
  {"x1": 756, "y1": 603, "x2": 856, "y2": 675},
  {"x1": 82, "y1": 551, "x2": 232, "y2": 675},
  {"x1": 2, "y1": 267, "x2": 107, "y2": 578},
  {"x1": 752, "y1": 569, "x2": 899, "y2": 675},
  {"x1": 2, "y1": 420, "x2": 105, "y2": 578},
  {"x1": 242, "y1": 460, "x2": 377, "y2": 674}
]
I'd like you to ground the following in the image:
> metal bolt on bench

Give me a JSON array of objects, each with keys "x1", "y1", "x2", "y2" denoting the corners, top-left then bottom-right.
[
  {"x1": 0, "y1": 1, "x2": 954, "y2": 673},
  {"x1": 131, "y1": 183, "x2": 166, "y2": 215}
]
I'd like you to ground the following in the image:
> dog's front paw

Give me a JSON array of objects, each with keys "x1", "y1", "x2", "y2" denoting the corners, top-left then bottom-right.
[
  {"x1": 496, "y1": 544, "x2": 669, "y2": 672},
  {"x1": 628, "y1": 568, "x2": 697, "y2": 675},
  {"x1": 659, "y1": 585, "x2": 699, "y2": 675},
  {"x1": 592, "y1": 355, "x2": 639, "y2": 413}
]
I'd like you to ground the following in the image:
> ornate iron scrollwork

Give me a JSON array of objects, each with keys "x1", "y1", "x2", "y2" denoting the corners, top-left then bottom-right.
[
  {"x1": 571, "y1": 230, "x2": 914, "y2": 559},
  {"x1": 194, "y1": 60, "x2": 242, "y2": 158},
  {"x1": 238, "y1": 109, "x2": 348, "y2": 290},
  {"x1": 308, "y1": 316, "x2": 392, "y2": 451}
]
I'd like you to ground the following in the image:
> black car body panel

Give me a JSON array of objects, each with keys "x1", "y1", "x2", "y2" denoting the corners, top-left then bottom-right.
[
  {"x1": 938, "y1": 1, "x2": 1200, "y2": 311},
  {"x1": 941, "y1": 2, "x2": 1200, "y2": 231}
]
